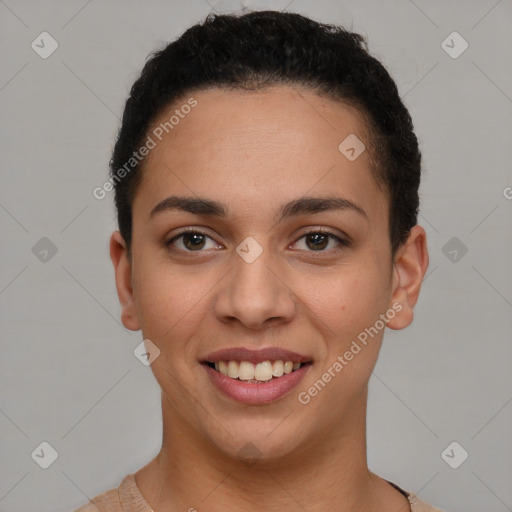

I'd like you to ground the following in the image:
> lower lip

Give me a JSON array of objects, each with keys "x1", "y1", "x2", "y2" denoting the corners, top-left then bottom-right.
[{"x1": 203, "y1": 364, "x2": 311, "y2": 405}]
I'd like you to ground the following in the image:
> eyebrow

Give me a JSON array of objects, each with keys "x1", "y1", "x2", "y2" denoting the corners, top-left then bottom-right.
[{"x1": 149, "y1": 195, "x2": 368, "y2": 223}]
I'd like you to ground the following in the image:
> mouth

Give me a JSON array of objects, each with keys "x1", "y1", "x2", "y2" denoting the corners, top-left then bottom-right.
[
  {"x1": 203, "y1": 359, "x2": 311, "y2": 383},
  {"x1": 200, "y1": 347, "x2": 313, "y2": 404}
]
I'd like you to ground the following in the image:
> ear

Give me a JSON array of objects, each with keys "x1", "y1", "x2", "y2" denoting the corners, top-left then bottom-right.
[
  {"x1": 386, "y1": 225, "x2": 429, "y2": 330},
  {"x1": 110, "y1": 231, "x2": 141, "y2": 331}
]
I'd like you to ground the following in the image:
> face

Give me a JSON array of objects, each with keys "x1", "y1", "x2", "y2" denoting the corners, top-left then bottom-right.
[{"x1": 111, "y1": 85, "x2": 427, "y2": 462}]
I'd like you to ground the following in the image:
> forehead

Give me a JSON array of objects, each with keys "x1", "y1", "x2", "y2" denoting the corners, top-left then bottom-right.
[
  {"x1": 134, "y1": 85, "x2": 386, "y2": 223},
  {"x1": 146, "y1": 85, "x2": 370, "y2": 159}
]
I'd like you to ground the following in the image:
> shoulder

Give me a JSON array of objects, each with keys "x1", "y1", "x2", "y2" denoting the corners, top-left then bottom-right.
[
  {"x1": 73, "y1": 473, "x2": 148, "y2": 512},
  {"x1": 73, "y1": 485, "x2": 122, "y2": 512},
  {"x1": 387, "y1": 480, "x2": 445, "y2": 512},
  {"x1": 408, "y1": 491, "x2": 445, "y2": 512}
]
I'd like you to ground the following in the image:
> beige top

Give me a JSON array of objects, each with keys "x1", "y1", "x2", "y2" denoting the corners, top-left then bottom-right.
[{"x1": 74, "y1": 474, "x2": 444, "y2": 512}]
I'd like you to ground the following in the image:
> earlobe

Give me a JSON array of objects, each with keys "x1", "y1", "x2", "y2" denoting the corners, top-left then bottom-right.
[
  {"x1": 387, "y1": 225, "x2": 429, "y2": 331},
  {"x1": 110, "y1": 231, "x2": 141, "y2": 331}
]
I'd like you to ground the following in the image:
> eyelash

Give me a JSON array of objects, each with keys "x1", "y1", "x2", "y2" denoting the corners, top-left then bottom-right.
[{"x1": 166, "y1": 227, "x2": 350, "y2": 255}]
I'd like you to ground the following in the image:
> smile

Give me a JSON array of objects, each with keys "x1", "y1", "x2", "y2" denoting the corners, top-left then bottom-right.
[
  {"x1": 201, "y1": 347, "x2": 313, "y2": 404},
  {"x1": 206, "y1": 360, "x2": 306, "y2": 382}
]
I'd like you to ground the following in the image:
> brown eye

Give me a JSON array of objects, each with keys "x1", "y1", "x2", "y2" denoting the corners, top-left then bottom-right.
[
  {"x1": 294, "y1": 230, "x2": 348, "y2": 252},
  {"x1": 167, "y1": 230, "x2": 220, "y2": 252},
  {"x1": 182, "y1": 232, "x2": 206, "y2": 250},
  {"x1": 305, "y1": 232, "x2": 329, "y2": 250}
]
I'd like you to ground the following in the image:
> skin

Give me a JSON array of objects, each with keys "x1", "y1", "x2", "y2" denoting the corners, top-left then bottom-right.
[{"x1": 110, "y1": 85, "x2": 429, "y2": 512}]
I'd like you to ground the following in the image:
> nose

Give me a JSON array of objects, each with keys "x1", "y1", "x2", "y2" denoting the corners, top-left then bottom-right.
[{"x1": 214, "y1": 247, "x2": 296, "y2": 330}]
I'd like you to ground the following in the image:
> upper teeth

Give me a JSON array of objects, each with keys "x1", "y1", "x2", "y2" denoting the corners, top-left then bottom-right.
[{"x1": 214, "y1": 360, "x2": 302, "y2": 381}]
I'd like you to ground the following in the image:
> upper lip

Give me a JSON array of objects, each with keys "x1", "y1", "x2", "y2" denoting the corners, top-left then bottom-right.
[{"x1": 202, "y1": 347, "x2": 312, "y2": 364}]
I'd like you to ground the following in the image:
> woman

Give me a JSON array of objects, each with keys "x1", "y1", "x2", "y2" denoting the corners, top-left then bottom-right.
[{"x1": 77, "y1": 10, "x2": 442, "y2": 512}]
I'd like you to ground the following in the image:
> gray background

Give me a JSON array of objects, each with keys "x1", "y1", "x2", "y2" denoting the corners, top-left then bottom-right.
[{"x1": 1, "y1": 0, "x2": 511, "y2": 511}]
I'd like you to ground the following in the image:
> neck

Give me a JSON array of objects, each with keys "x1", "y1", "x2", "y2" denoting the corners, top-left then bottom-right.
[{"x1": 135, "y1": 390, "x2": 407, "y2": 512}]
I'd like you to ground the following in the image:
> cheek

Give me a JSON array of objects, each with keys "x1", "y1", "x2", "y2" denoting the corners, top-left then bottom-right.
[
  {"x1": 132, "y1": 263, "x2": 208, "y2": 397},
  {"x1": 303, "y1": 263, "x2": 390, "y2": 341},
  {"x1": 318, "y1": 261, "x2": 391, "y2": 392},
  {"x1": 132, "y1": 256, "x2": 210, "y2": 347}
]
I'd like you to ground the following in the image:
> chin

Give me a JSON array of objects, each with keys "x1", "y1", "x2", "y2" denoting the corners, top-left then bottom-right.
[{"x1": 203, "y1": 415, "x2": 312, "y2": 465}]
